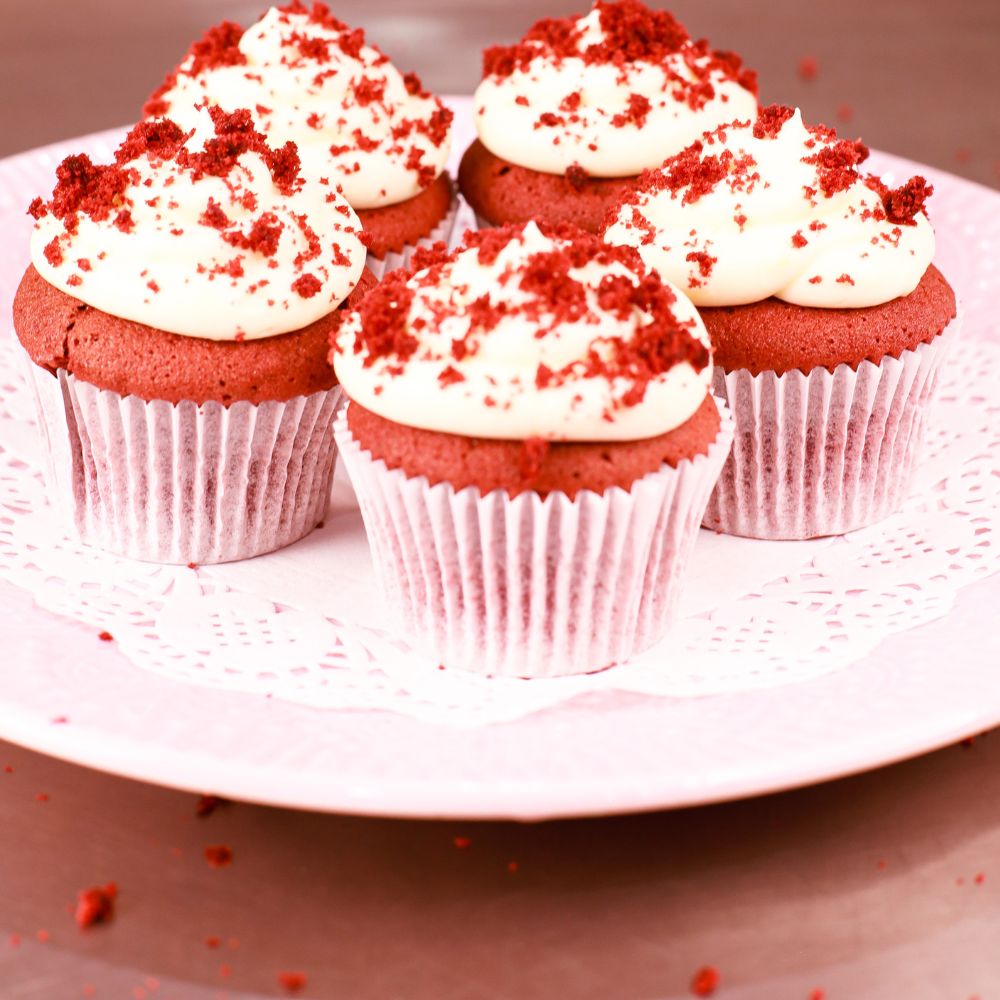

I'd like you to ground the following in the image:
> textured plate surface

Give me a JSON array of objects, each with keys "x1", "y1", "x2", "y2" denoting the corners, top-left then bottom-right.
[{"x1": 0, "y1": 104, "x2": 998, "y2": 820}]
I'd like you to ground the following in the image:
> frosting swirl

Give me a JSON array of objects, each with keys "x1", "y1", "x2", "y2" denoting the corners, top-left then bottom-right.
[
  {"x1": 603, "y1": 106, "x2": 936, "y2": 308},
  {"x1": 29, "y1": 108, "x2": 366, "y2": 341},
  {"x1": 144, "y1": 3, "x2": 452, "y2": 210},
  {"x1": 473, "y1": 0, "x2": 757, "y2": 178},
  {"x1": 334, "y1": 222, "x2": 711, "y2": 441}
]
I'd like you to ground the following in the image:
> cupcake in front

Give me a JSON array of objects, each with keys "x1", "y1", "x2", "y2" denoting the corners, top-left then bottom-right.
[
  {"x1": 143, "y1": 2, "x2": 456, "y2": 277},
  {"x1": 14, "y1": 108, "x2": 372, "y2": 564},
  {"x1": 603, "y1": 105, "x2": 959, "y2": 539},
  {"x1": 459, "y1": 0, "x2": 757, "y2": 233},
  {"x1": 330, "y1": 222, "x2": 734, "y2": 678}
]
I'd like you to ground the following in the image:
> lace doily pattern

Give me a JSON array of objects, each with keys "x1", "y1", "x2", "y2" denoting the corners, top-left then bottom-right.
[{"x1": 0, "y1": 121, "x2": 997, "y2": 728}]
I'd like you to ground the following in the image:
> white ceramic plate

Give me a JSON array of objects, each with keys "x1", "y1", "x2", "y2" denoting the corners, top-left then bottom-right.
[{"x1": 0, "y1": 102, "x2": 998, "y2": 820}]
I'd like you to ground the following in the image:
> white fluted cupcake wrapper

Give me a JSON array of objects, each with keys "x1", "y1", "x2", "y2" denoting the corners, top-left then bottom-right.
[
  {"x1": 334, "y1": 401, "x2": 734, "y2": 678},
  {"x1": 362, "y1": 190, "x2": 462, "y2": 280},
  {"x1": 21, "y1": 350, "x2": 342, "y2": 564},
  {"x1": 703, "y1": 315, "x2": 961, "y2": 540}
]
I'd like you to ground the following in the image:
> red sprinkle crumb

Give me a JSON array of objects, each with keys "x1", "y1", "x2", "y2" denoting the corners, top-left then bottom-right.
[
  {"x1": 808, "y1": 990, "x2": 826, "y2": 1000},
  {"x1": 836, "y1": 104, "x2": 854, "y2": 123},
  {"x1": 218, "y1": 963, "x2": 233, "y2": 979},
  {"x1": 753, "y1": 103, "x2": 794, "y2": 140},
  {"x1": 205, "y1": 935, "x2": 222, "y2": 949},
  {"x1": 453, "y1": 836, "x2": 472, "y2": 850},
  {"x1": 75, "y1": 883, "x2": 117, "y2": 929},
  {"x1": 8, "y1": 934, "x2": 20, "y2": 948},
  {"x1": 836, "y1": 273, "x2": 855, "y2": 286},
  {"x1": 955, "y1": 147, "x2": 972, "y2": 165},
  {"x1": 791, "y1": 231, "x2": 808, "y2": 248},
  {"x1": 507, "y1": 861, "x2": 519, "y2": 873},
  {"x1": 35, "y1": 929, "x2": 50, "y2": 943},
  {"x1": 196, "y1": 794, "x2": 227, "y2": 817},
  {"x1": 204, "y1": 845, "x2": 234, "y2": 869},
  {"x1": 797, "y1": 55, "x2": 819, "y2": 81},
  {"x1": 291, "y1": 273, "x2": 322, "y2": 298},
  {"x1": 98, "y1": 631, "x2": 114, "y2": 642},
  {"x1": 975, "y1": 872, "x2": 986, "y2": 885},
  {"x1": 691, "y1": 966, "x2": 720, "y2": 997},
  {"x1": 278, "y1": 971, "x2": 308, "y2": 994},
  {"x1": 36, "y1": 793, "x2": 49, "y2": 803}
]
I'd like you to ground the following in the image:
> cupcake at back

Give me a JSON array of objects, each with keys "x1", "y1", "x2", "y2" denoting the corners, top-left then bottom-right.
[
  {"x1": 459, "y1": 0, "x2": 757, "y2": 233},
  {"x1": 14, "y1": 108, "x2": 373, "y2": 563},
  {"x1": 331, "y1": 222, "x2": 734, "y2": 677},
  {"x1": 144, "y1": 2, "x2": 456, "y2": 276},
  {"x1": 604, "y1": 105, "x2": 958, "y2": 538}
]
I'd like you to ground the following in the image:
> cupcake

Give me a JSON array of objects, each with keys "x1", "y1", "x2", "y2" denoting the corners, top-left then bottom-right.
[
  {"x1": 13, "y1": 108, "x2": 372, "y2": 564},
  {"x1": 458, "y1": 0, "x2": 757, "y2": 233},
  {"x1": 143, "y1": 2, "x2": 456, "y2": 276},
  {"x1": 331, "y1": 222, "x2": 734, "y2": 678},
  {"x1": 604, "y1": 105, "x2": 959, "y2": 539}
]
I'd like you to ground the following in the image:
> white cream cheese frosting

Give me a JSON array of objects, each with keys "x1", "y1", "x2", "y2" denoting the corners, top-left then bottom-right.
[
  {"x1": 604, "y1": 106, "x2": 936, "y2": 308},
  {"x1": 334, "y1": 222, "x2": 712, "y2": 441},
  {"x1": 473, "y1": 0, "x2": 757, "y2": 178},
  {"x1": 29, "y1": 108, "x2": 367, "y2": 340},
  {"x1": 144, "y1": 4, "x2": 452, "y2": 210}
]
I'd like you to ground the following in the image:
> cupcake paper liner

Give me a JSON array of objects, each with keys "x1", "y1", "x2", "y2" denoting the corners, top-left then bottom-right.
[
  {"x1": 363, "y1": 190, "x2": 461, "y2": 280},
  {"x1": 334, "y1": 401, "x2": 735, "y2": 678},
  {"x1": 21, "y1": 350, "x2": 342, "y2": 564},
  {"x1": 702, "y1": 316, "x2": 960, "y2": 540}
]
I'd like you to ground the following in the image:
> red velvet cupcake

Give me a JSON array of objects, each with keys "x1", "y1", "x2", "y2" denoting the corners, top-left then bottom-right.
[
  {"x1": 459, "y1": 0, "x2": 757, "y2": 232},
  {"x1": 331, "y1": 223, "x2": 734, "y2": 677},
  {"x1": 604, "y1": 106, "x2": 959, "y2": 538},
  {"x1": 14, "y1": 109, "x2": 372, "y2": 563},
  {"x1": 144, "y1": 2, "x2": 458, "y2": 276}
]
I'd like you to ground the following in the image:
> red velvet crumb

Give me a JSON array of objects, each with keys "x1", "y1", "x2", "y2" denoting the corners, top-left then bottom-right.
[
  {"x1": 690, "y1": 966, "x2": 720, "y2": 997},
  {"x1": 278, "y1": 971, "x2": 308, "y2": 993},
  {"x1": 204, "y1": 845, "x2": 234, "y2": 868},
  {"x1": 753, "y1": 103, "x2": 795, "y2": 140},
  {"x1": 291, "y1": 273, "x2": 322, "y2": 298},
  {"x1": 75, "y1": 883, "x2": 117, "y2": 929}
]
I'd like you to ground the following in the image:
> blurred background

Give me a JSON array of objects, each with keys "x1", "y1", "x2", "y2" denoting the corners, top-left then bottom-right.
[{"x1": 2, "y1": 0, "x2": 998, "y2": 188}]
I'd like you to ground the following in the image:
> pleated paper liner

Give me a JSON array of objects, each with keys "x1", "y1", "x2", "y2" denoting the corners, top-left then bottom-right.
[
  {"x1": 703, "y1": 315, "x2": 961, "y2": 539},
  {"x1": 21, "y1": 350, "x2": 342, "y2": 564},
  {"x1": 335, "y1": 400, "x2": 734, "y2": 678}
]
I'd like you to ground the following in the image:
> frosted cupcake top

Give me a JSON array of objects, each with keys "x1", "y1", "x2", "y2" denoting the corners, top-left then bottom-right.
[
  {"x1": 333, "y1": 222, "x2": 711, "y2": 441},
  {"x1": 144, "y1": 3, "x2": 453, "y2": 210},
  {"x1": 603, "y1": 105, "x2": 936, "y2": 308},
  {"x1": 473, "y1": 0, "x2": 757, "y2": 178},
  {"x1": 29, "y1": 108, "x2": 366, "y2": 341}
]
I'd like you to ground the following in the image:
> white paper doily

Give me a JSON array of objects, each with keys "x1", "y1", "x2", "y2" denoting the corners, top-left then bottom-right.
[{"x1": 0, "y1": 98, "x2": 998, "y2": 817}]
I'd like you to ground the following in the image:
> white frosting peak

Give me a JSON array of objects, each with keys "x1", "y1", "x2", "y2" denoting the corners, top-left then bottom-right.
[
  {"x1": 30, "y1": 107, "x2": 366, "y2": 340},
  {"x1": 473, "y1": 2, "x2": 757, "y2": 177},
  {"x1": 334, "y1": 223, "x2": 712, "y2": 441},
  {"x1": 604, "y1": 108, "x2": 936, "y2": 308},
  {"x1": 146, "y1": 6, "x2": 453, "y2": 209}
]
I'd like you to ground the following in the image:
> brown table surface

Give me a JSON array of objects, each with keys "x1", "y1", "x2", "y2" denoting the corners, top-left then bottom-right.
[{"x1": 3, "y1": 2, "x2": 1000, "y2": 997}]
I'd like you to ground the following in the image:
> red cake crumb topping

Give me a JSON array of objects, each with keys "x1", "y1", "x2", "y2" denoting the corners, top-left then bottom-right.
[
  {"x1": 179, "y1": 108, "x2": 302, "y2": 196},
  {"x1": 278, "y1": 971, "x2": 308, "y2": 994},
  {"x1": 565, "y1": 163, "x2": 590, "y2": 191},
  {"x1": 803, "y1": 134, "x2": 870, "y2": 197},
  {"x1": 350, "y1": 273, "x2": 418, "y2": 365},
  {"x1": 195, "y1": 794, "x2": 227, "y2": 817},
  {"x1": 291, "y1": 273, "x2": 322, "y2": 298},
  {"x1": 204, "y1": 844, "x2": 234, "y2": 868},
  {"x1": 881, "y1": 175, "x2": 933, "y2": 225},
  {"x1": 75, "y1": 884, "x2": 117, "y2": 929},
  {"x1": 612, "y1": 93, "x2": 652, "y2": 129},
  {"x1": 631, "y1": 142, "x2": 758, "y2": 207},
  {"x1": 753, "y1": 103, "x2": 795, "y2": 140},
  {"x1": 353, "y1": 76, "x2": 387, "y2": 106},
  {"x1": 690, "y1": 966, "x2": 720, "y2": 997},
  {"x1": 797, "y1": 55, "x2": 819, "y2": 81},
  {"x1": 144, "y1": 21, "x2": 247, "y2": 117},
  {"x1": 482, "y1": 0, "x2": 756, "y2": 108},
  {"x1": 685, "y1": 251, "x2": 716, "y2": 286},
  {"x1": 791, "y1": 231, "x2": 808, "y2": 248},
  {"x1": 115, "y1": 119, "x2": 189, "y2": 165}
]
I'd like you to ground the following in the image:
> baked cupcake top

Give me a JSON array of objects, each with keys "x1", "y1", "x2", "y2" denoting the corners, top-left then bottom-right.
[
  {"x1": 27, "y1": 107, "x2": 366, "y2": 341},
  {"x1": 333, "y1": 222, "x2": 711, "y2": 441},
  {"x1": 144, "y1": 2, "x2": 453, "y2": 210},
  {"x1": 603, "y1": 105, "x2": 936, "y2": 308},
  {"x1": 473, "y1": 0, "x2": 757, "y2": 179}
]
